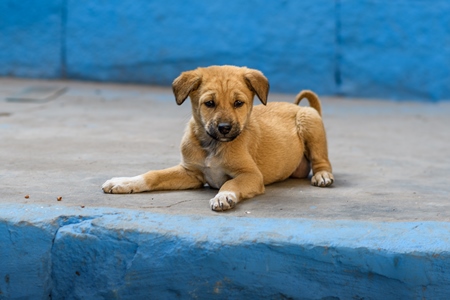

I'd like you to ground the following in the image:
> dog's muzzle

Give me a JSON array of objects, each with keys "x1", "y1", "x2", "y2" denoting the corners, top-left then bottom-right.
[{"x1": 207, "y1": 122, "x2": 240, "y2": 142}]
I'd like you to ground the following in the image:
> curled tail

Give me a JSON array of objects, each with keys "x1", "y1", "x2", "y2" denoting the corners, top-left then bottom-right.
[{"x1": 294, "y1": 90, "x2": 322, "y2": 116}]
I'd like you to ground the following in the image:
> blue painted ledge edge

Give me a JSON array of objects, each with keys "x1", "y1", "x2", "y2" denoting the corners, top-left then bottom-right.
[
  {"x1": 1, "y1": 204, "x2": 450, "y2": 299},
  {"x1": 2, "y1": 204, "x2": 450, "y2": 252}
]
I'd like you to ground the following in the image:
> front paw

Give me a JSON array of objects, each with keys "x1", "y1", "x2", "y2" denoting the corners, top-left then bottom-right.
[
  {"x1": 311, "y1": 171, "x2": 334, "y2": 187},
  {"x1": 210, "y1": 191, "x2": 238, "y2": 211},
  {"x1": 102, "y1": 176, "x2": 147, "y2": 194}
]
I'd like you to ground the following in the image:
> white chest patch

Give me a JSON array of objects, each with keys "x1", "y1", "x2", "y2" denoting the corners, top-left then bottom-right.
[{"x1": 203, "y1": 154, "x2": 229, "y2": 189}]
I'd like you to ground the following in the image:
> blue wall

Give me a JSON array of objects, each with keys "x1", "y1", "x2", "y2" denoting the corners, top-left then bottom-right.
[
  {"x1": 0, "y1": 0, "x2": 62, "y2": 78},
  {"x1": 1, "y1": 0, "x2": 450, "y2": 101}
]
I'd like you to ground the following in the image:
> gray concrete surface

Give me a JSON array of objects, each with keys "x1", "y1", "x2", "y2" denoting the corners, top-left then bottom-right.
[{"x1": 1, "y1": 77, "x2": 450, "y2": 221}]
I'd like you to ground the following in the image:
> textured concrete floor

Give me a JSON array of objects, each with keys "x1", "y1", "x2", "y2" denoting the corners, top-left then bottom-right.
[
  {"x1": 2, "y1": 78, "x2": 450, "y2": 299},
  {"x1": 1, "y1": 77, "x2": 450, "y2": 221}
]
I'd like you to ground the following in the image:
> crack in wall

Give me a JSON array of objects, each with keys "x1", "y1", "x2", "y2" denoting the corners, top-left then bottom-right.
[
  {"x1": 48, "y1": 213, "x2": 118, "y2": 299},
  {"x1": 47, "y1": 212, "x2": 140, "y2": 299},
  {"x1": 334, "y1": 0, "x2": 342, "y2": 94},
  {"x1": 48, "y1": 215, "x2": 97, "y2": 299},
  {"x1": 60, "y1": 0, "x2": 67, "y2": 79}
]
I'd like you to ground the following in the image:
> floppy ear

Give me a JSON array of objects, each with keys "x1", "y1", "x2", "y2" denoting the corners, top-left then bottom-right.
[
  {"x1": 244, "y1": 69, "x2": 270, "y2": 105},
  {"x1": 172, "y1": 70, "x2": 202, "y2": 105}
]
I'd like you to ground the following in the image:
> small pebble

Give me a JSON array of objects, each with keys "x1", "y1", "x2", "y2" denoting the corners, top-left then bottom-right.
[
  {"x1": 24, "y1": 195, "x2": 30, "y2": 199},
  {"x1": 57, "y1": 196, "x2": 62, "y2": 201}
]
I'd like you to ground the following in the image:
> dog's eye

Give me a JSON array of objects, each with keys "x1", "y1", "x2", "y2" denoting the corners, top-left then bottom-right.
[
  {"x1": 234, "y1": 100, "x2": 244, "y2": 108},
  {"x1": 204, "y1": 100, "x2": 215, "y2": 108}
]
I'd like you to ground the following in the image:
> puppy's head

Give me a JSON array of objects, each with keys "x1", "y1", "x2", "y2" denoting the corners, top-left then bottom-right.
[{"x1": 173, "y1": 65, "x2": 269, "y2": 142}]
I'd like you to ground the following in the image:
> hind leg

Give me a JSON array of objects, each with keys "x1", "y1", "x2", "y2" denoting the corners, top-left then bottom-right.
[
  {"x1": 297, "y1": 109, "x2": 334, "y2": 187},
  {"x1": 291, "y1": 156, "x2": 311, "y2": 178}
]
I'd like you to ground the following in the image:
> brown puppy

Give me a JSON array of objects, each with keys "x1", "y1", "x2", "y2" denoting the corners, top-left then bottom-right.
[{"x1": 102, "y1": 65, "x2": 334, "y2": 211}]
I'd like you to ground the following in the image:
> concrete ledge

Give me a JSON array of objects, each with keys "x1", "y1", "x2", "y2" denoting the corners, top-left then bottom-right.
[{"x1": 2, "y1": 204, "x2": 450, "y2": 299}]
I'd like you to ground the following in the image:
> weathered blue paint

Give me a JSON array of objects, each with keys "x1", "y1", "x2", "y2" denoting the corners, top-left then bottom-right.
[
  {"x1": 338, "y1": 1, "x2": 450, "y2": 101},
  {"x1": 1, "y1": 0, "x2": 450, "y2": 100},
  {"x1": 0, "y1": 0, "x2": 62, "y2": 78},
  {"x1": 64, "y1": 0, "x2": 336, "y2": 94},
  {"x1": 1, "y1": 204, "x2": 449, "y2": 299}
]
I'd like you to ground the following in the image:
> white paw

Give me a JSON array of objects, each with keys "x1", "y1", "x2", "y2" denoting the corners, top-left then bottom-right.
[
  {"x1": 210, "y1": 191, "x2": 238, "y2": 211},
  {"x1": 311, "y1": 171, "x2": 334, "y2": 187},
  {"x1": 102, "y1": 175, "x2": 147, "y2": 194}
]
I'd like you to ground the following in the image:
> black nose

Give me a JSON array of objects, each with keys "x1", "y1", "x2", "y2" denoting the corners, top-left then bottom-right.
[{"x1": 218, "y1": 123, "x2": 232, "y2": 135}]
